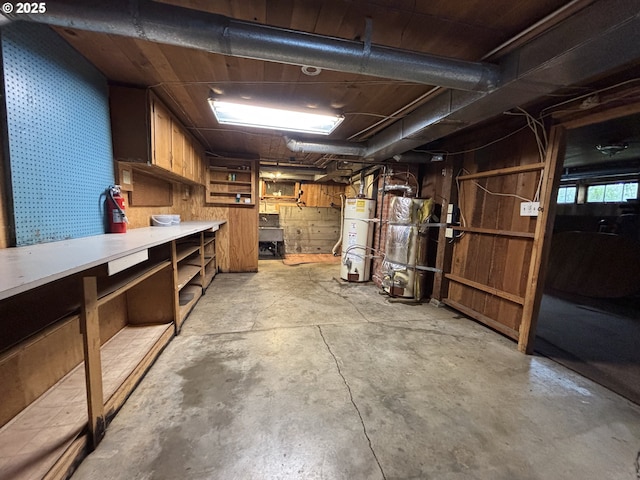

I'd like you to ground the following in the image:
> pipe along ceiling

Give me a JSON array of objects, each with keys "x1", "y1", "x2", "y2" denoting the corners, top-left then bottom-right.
[{"x1": 5, "y1": 0, "x2": 640, "y2": 163}]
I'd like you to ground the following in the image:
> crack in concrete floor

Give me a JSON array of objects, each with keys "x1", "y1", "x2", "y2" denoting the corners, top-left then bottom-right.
[{"x1": 317, "y1": 325, "x2": 387, "y2": 480}]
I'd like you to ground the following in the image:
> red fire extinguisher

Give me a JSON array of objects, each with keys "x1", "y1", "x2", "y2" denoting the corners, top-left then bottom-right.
[{"x1": 107, "y1": 185, "x2": 128, "y2": 233}]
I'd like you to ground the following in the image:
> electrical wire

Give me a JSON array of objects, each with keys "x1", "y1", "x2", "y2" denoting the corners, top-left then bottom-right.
[
  {"x1": 413, "y1": 124, "x2": 530, "y2": 157},
  {"x1": 503, "y1": 107, "x2": 548, "y2": 201},
  {"x1": 458, "y1": 168, "x2": 534, "y2": 203},
  {"x1": 540, "y1": 77, "x2": 640, "y2": 116},
  {"x1": 413, "y1": 77, "x2": 640, "y2": 161}
]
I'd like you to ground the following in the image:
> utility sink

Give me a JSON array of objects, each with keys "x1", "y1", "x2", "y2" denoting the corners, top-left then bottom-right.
[
  {"x1": 259, "y1": 214, "x2": 283, "y2": 243},
  {"x1": 258, "y1": 226, "x2": 284, "y2": 242}
]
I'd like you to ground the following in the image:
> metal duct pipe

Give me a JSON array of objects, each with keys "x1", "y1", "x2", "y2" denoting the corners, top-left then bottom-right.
[
  {"x1": 288, "y1": 0, "x2": 640, "y2": 161},
  {"x1": 3, "y1": 0, "x2": 500, "y2": 92},
  {"x1": 286, "y1": 137, "x2": 367, "y2": 157}
]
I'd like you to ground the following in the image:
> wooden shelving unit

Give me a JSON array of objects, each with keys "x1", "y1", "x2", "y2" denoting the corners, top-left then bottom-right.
[
  {"x1": 202, "y1": 230, "x2": 217, "y2": 289},
  {"x1": 0, "y1": 222, "x2": 223, "y2": 480},
  {"x1": 171, "y1": 227, "x2": 219, "y2": 331},
  {"x1": 206, "y1": 157, "x2": 256, "y2": 206}
]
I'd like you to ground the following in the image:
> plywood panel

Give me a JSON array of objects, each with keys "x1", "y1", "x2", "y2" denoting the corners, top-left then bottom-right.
[
  {"x1": 0, "y1": 315, "x2": 84, "y2": 427},
  {"x1": 127, "y1": 266, "x2": 175, "y2": 323},
  {"x1": 99, "y1": 294, "x2": 128, "y2": 344},
  {"x1": 130, "y1": 171, "x2": 173, "y2": 207},
  {"x1": 299, "y1": 183, "x2": 345, "y2": 208},
  {"x1": 0, "y1": 271, "x2": 96, "y2": 352},
  {"x1": 227, "y1": 206, "x2": 258, "y2": 272}
]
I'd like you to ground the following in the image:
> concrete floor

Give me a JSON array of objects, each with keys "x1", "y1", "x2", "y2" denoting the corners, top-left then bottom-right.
[{"x1": 72, "y1": 261, "x2": 640, "y2": 480}]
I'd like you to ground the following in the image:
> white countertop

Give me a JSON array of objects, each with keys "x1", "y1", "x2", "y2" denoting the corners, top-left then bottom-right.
[{"x1": 0, "y1": 221, "x2": 225, "y2": 300}]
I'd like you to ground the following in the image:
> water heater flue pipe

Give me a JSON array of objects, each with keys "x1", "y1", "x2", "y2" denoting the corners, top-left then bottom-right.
[{"x1": 332, "y1": 194, "x2": 345, "y2": 256}]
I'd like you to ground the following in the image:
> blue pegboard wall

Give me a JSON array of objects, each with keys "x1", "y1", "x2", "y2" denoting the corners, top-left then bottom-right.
[{"x1": 2, "y1": 23, "x2": 114, "y2": 246}]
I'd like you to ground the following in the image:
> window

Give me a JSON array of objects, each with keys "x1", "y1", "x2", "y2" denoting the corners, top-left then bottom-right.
[
  {"x1": 263, "y1": 181, "x2": 296, "y2": 197},
  {"x1": 557, "y1": 185, "x2": 577, "y2": 204},
  {"x1": 586, "y1": 181, "x2": 638, "y2": 203}
]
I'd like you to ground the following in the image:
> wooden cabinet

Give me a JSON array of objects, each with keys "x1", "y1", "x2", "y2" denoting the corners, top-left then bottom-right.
[
  {"x1": 0, "y1": 222, "x2": 222, "y2": 479},
  {"x1": 206, "y1": 157, "x2": 257, "y2": 206},
  {"x1": 110, "y1": 86, "x2": 204, "y2": 185},
  {"x1": 151, "y1": 98, "x2": 173, "y2": 172}
]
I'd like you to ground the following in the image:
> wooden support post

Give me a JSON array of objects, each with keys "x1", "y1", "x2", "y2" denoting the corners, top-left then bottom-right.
[
  {"x1": 80, "y1": 276, "x2": 105, "y2": 450},
  {"x1": 518, "y1": 126, "x2": 566, "y2": 353},
  {"x1": 199, "y1": 231, "x2": 206, "y2": 291},
  {"x1": 170, "y1": 240, "x2": 180, "y2": 334},
  {"x1": 431, "y1": 156, "x2": 460, "y2": 301}
]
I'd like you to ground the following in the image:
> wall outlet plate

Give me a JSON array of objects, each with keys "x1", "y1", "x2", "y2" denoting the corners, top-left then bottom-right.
[
  {"x1": 445, "y1": 227, "x2": 454, "y2": 238},
  {"x1": 520, "y1": 201, "x2": 540, "y2": 217}
]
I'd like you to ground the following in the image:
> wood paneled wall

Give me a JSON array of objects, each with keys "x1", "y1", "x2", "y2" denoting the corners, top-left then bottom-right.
[
  {"x1": 125, "y1": 169, "x2": 258, "y2": 273},
  {"x1": 259, "y1": 181, "x2": 345, "y2": 212},
  {"x1": 431, "y1": 123, "x2": 545, "y2": 343}
]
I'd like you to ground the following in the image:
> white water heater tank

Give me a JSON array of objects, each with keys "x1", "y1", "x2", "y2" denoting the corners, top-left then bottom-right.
[{"x1": 340, "y1": 198, "x2": 376, "y2": 282}]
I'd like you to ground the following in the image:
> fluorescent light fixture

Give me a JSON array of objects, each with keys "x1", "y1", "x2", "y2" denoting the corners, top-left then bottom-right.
[{"x1": 209, "y1": 99, "x2": 343, "y2": 135}]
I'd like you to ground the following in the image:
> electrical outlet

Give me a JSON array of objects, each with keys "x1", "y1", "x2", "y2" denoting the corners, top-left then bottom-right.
[
  {"x1": 445, "y1": 227, "x2": 454, "y2": 238},
  {"x1": 520, "y1": 201, "x2": 540, "y2": 217}
]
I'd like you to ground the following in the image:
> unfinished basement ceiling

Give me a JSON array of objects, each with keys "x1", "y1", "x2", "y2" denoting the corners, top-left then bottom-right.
[
  {"x1": 564, "y1": 113, "x2": 640, "y2": 169},
  {"x1": 21, "y1": 0, "x2": 639, "y2": 176}
]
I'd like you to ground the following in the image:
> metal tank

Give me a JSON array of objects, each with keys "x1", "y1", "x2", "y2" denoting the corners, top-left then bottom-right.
[{"x1": 340, "y1": 198, "x2": 376, "y2": 282}]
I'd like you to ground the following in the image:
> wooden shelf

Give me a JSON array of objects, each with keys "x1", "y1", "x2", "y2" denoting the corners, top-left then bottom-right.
[
  {"x1": 176, "y1": 263, "x2": 201, "y2": 290},
  {"x1": 210, "y1": 188, "x2": 253, "y2": 194},
  {"x1": 175, "y1": 243, "x2": 200, "y2": 262},
  {"x1": 206, "y1": 157, "x2": 256, "y2": 206},
  {"x1": 0, "y1": 324, "x2": 172, "y2": 480},
  {"x1": 97, "y1": 260, "x2": 171, "y2": 307},
  {"x1": 203, "y1": 262, "x2": 217, "y2": 290},
  {"x1": 209, "y1": 179, "x2": 252, "y2": 186},
  {"x1": 178, "y1": 284, "x2": 202, "y2": 327}
]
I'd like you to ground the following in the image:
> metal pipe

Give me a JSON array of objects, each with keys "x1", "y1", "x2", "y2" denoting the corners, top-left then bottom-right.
[
  {"x1": 3, "y1": 0, "x2": 500, "y2": 92},
  {"x1": 286, "y1": 137, "x2": 367, "y2": 157}
]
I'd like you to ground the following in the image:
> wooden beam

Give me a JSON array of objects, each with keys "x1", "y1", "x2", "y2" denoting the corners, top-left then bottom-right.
[
  {"x1": 445, "y1": 273, "x2": 525, "y2": 305},
  {"x1": 559, "y1": 101, "x2": 640, "y2": 129},
  {"x1": 456, "y1": 162, "x2": 545, "y2": 181},
  {"x1": 455, "y1": 226, "x2": 535, "y2": 239},
  {"x1": 518, "y1": 126, "x2": 566, "y2": 353},
  {"x1": 80, "y1": 276, "x2": 105, "y2": 450},
  {"x1": 431, "y1": 160, "x2": 458, "y2": 301},
  {"x1": 443, "y1": 298, "x2": 519, "y2": 340}
]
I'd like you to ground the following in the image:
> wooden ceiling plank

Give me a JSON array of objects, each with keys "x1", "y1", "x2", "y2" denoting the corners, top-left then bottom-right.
[{"x1": 54, "y1": 30, "x2": 150, "y2": 85}]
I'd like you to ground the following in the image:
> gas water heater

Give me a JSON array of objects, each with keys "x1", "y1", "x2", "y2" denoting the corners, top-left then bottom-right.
[{"x1": 340, "y1": 198, "x2": 376, "y2": 282}]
